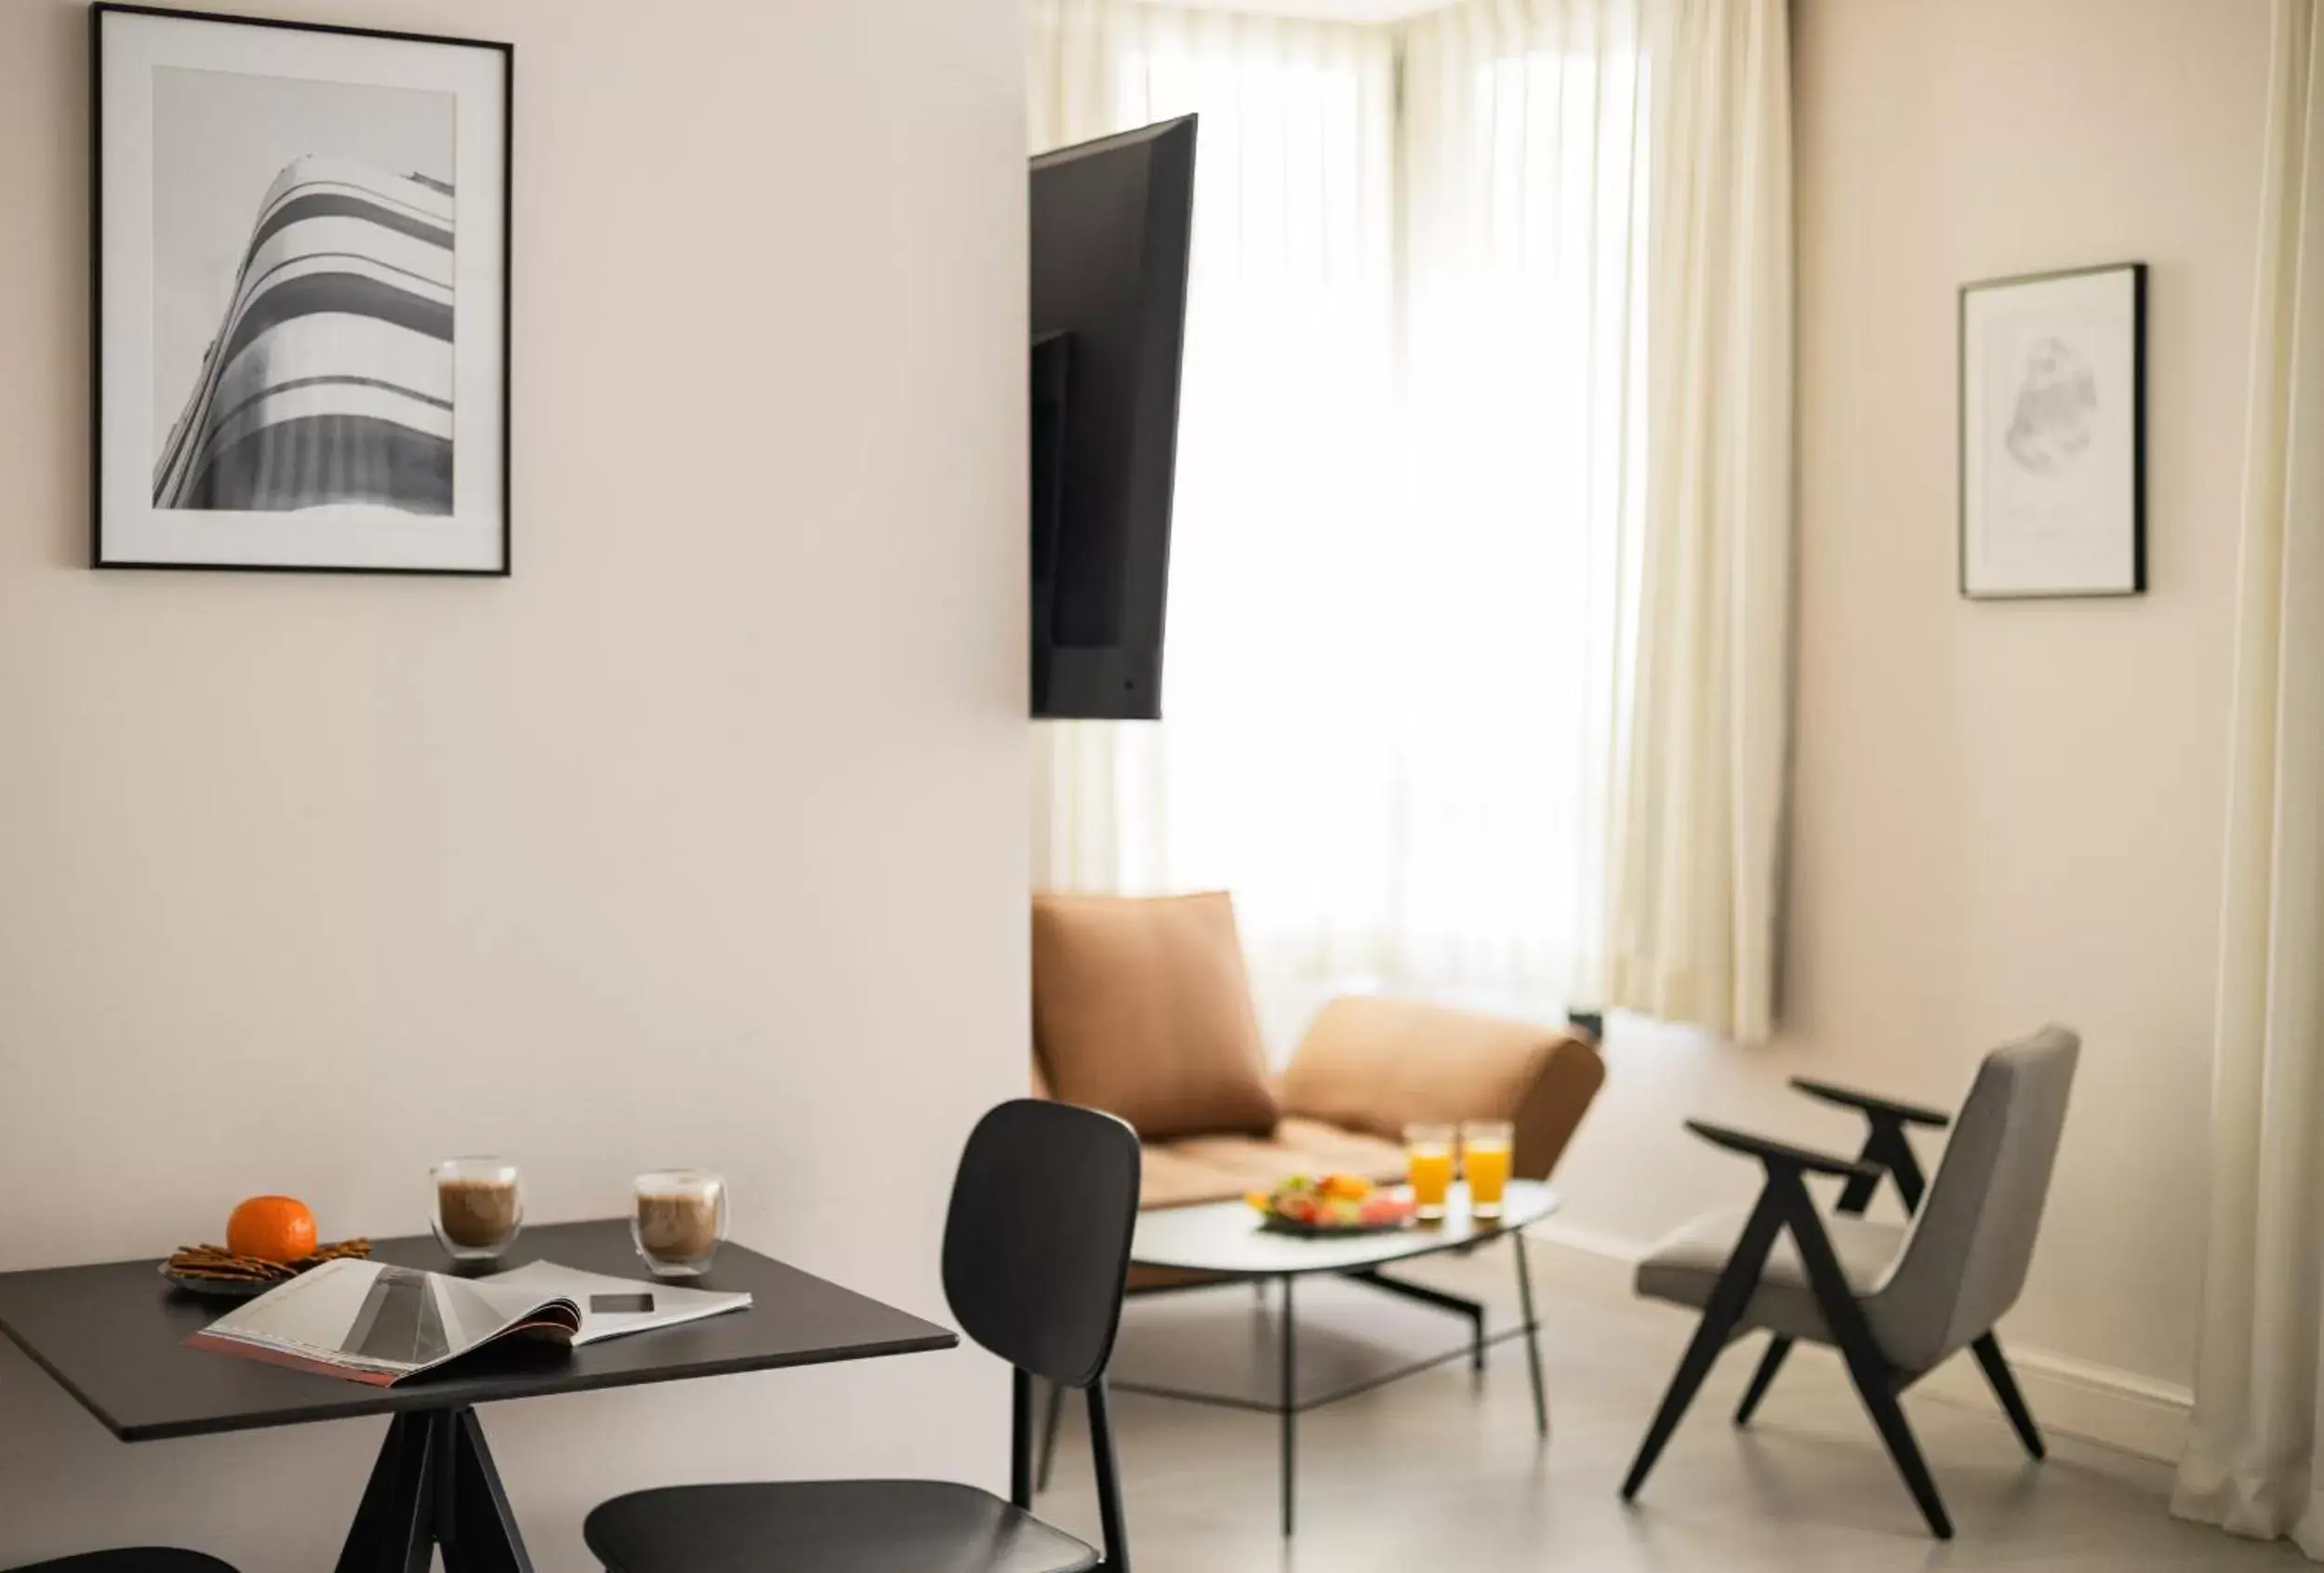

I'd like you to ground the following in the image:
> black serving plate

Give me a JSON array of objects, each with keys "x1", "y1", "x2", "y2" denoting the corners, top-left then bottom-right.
[
  {"x1": 156, "y1": 1264, "x2": 279, "y2": 1301},
  {"x1": 156, "y1": 1244, "x2": 373, "y2": 1302}
]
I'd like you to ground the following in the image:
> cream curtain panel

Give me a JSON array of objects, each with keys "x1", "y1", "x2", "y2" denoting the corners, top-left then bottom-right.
[
  {"x1": 1028, "y1": 0, "x2": 1792, "y2": 1042},
  {"x1": 1602, "y1": 0, "x2": 1792, "y2": 1040},
  {"x1": 2174, "y1": 0, "x2": 2324, "y2": 1553}
]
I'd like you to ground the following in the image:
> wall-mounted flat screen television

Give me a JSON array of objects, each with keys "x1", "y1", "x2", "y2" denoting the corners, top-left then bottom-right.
[{"x1": 1029, "y1": 115, "x2": 1196, "y2": 721}]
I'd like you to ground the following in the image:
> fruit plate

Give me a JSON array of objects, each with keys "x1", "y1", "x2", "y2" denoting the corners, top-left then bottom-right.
[{"x1": 1256, "y1": 1210, "x2": 1414, "y2": 1238}]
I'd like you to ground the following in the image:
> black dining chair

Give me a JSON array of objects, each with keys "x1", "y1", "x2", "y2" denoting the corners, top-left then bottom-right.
[
  {"x1": 584, "y1": 1098, "x2": 1142, "y2": 1573},
  {"x1": 9, "y1": 1554, "x2": 240, "y2": 1572}
]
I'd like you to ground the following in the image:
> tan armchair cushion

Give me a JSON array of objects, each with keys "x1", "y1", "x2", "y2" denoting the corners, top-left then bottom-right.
[
  {"x1": 1280, "y1": 996, "x2": 1604, "y2": 1180},
  {"x1": 1134, "y1": 1119, "x2": 1409, "y2": 1209},
  {"x1": 1031, "y1": 891, "x2": 1281, "y2": 1141}
]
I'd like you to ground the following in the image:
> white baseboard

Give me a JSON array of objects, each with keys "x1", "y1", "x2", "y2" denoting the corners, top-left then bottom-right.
[
  {"x1": 1519, "y1": 1221, "x2": 2192, "y2": 1465},
  {"x1": 1914, "y1": 1342, "x2": 2191, "y2": 1465}
]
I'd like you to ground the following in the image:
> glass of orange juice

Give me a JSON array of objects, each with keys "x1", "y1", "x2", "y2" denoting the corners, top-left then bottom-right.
[
  {"x1": 1463, "y1": 1119, "x2": 1514, "y2": 1220},
  {"x1": 1405, "y1": 1123, "x2": 1455, "y2": 1221}
]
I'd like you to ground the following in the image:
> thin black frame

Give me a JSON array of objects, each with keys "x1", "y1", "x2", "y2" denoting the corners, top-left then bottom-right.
[
  {"x1": 89, "y1": 1, "x2": 514, "y2": 577},
  {"x1": 1957, "y1": 260, "x2": 2146, "y2": 601}
]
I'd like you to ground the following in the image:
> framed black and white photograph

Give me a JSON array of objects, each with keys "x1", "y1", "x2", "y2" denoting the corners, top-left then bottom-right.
[
  {"x1": 1959, "y1": 261, "x2": 2145, "y2": 599},
  {"x1": 93, "y1": 4, "x2": 511, "y2": 574}
]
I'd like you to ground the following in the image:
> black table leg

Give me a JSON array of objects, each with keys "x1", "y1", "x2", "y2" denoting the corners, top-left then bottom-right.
[
  {"x1": 337, "y1": 1411, "x2": 435, "y2": 1573},
  {"x1": 1280, "y1": 1275, "x2": 1296, "y2": 1539},
  {"x1": 1512, "y1": 1233, "x2": 1547, "y2": 1437},
  {"x1": 443, "y1": 1408, "x2": 533, "y2": 1573},
  {"x1": 337, "y1": 1406, "x2": 534, "y2": 1573},
  {"x1": 1346, "y1": 1270, "x2": 1487, "y2": 1375}
]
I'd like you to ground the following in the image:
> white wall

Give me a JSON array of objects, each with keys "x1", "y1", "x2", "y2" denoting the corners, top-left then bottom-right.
[
  {"x1": 1547, "y1": 0, "x2": 2269, "y2": 1428},
  {"x1": 0, "y1": 2, "x2": 1027, "y2": 1568}
]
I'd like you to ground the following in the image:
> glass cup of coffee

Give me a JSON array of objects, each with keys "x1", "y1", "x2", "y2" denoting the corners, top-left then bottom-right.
[
  {"x1": 632, "y1": 1170, "x2": 727, "y2": 1278},
  {"x1": 432, "y1": 1157, "x2": 524, "y2": 1262}
]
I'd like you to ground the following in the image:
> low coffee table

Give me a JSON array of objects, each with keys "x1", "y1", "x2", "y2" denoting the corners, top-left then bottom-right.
[{"x1": 1117, "y1": 1180, "x2": 1558, "y2": 1536}]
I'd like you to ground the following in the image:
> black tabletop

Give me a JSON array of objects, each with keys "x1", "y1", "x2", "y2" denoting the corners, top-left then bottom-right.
[{"x1": 0, "y1": 1220, "x2": 958, "y2": 1442}]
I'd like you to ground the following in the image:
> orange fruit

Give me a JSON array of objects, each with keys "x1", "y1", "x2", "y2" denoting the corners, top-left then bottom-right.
[{"x1": 227, "y1": 1195, "x2": 317, "y2": 1263}]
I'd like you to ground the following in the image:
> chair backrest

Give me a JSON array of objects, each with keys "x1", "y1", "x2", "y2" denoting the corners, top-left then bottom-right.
[
  {"x1": 941, "y1": 1099, "x2": 1142, "y2": 1388},
  {"x1": 1872, "y1": 1027, "x2": 2079, "y2": 1371}
]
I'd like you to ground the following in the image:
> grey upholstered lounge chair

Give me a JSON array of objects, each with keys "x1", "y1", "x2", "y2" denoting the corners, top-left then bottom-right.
[{"x1": 1620, "y1": 1026, "x2": 2080, "y2": 1540}]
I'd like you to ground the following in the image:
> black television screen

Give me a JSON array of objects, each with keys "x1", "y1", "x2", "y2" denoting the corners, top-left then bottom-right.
[{"x1": 1029, "y1": 115, "x2": 1196, "y2": 721}]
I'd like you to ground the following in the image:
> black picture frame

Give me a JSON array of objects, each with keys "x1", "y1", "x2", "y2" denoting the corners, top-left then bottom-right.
[
  {"x1": 91, "y1": 2, "x2": 514, "y2": 576},
  {"x1": 1958, "y1": 260, "x2": 2145, "y2": 600}
]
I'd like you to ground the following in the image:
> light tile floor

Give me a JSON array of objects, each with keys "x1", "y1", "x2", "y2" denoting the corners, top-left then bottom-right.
[{"x1": 1034, "y1": 1242, "x2": 2301, "y2": 1572}]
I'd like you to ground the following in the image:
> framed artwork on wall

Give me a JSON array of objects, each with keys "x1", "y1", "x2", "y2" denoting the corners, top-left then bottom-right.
[
  {"x1": 91, "y1": 4, "x2": 512, "y2": 575},
  {"x1": 1959, "y1": 261, "x2": 2145, "y2": 599}
]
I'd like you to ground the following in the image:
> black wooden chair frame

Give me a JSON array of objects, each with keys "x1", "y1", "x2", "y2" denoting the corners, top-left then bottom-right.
[
  {"x1": 1619, "y1": 1077, "x2": 2045, "y2": 1540},
  {"x1": 1012, "y1": 1366, "x2": 1129, "y2": 1568},
  {"x1": 583, "y1": 1100, "x2": 1138, "y2": 1573}
]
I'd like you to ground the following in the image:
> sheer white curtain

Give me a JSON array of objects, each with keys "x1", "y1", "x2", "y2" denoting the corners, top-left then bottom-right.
[
  {"x1": 1388, "y1": 1, "x2": 1650, "y2": 998},
  {"x1": 1030, "y1": 1, "x2": 1424, "y2": 989},
  {"x1": 1029, "y1": 0, "x2": 1791, "y2": 1040},
  {"x1": 2174, "y1": 0, "x2": 2324, "y2": 1553}
]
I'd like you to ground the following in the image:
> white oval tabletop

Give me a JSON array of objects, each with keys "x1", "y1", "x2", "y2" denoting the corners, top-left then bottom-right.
[{"x1": 1131, "y1": 1180, "x2": 1560, "y2": 1277}]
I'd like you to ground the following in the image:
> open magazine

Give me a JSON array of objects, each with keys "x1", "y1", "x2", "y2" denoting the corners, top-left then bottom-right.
[
  {"x1": 478, "y1": 1260, "x2": 750, "y2": 1346},
  {"x1": 187, "y1": 1259, "x2": 751, "y2": 1387},
  {"x1": 188, "y1": 1259, "x2": 582, "y2": 1386}
]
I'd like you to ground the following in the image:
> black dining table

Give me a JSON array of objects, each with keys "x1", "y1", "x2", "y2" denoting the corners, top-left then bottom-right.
[{"x1": 0, "y1": 1220, "x2": 958, "y2": 1571}]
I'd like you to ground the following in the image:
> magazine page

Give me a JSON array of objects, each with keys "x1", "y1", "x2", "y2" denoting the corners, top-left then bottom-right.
[
  {"x1": 186, "y1": 1259, "x2": 581, "y2": 1386},
  {"x1": 480, "y1": 1260, "x2": 750, "y2": 1346}
]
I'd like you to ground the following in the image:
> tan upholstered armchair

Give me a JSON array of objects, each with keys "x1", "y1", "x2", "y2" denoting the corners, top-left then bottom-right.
[{"x1": 1029, "y1": 891, "x2": 1606, "y2": 1211}]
